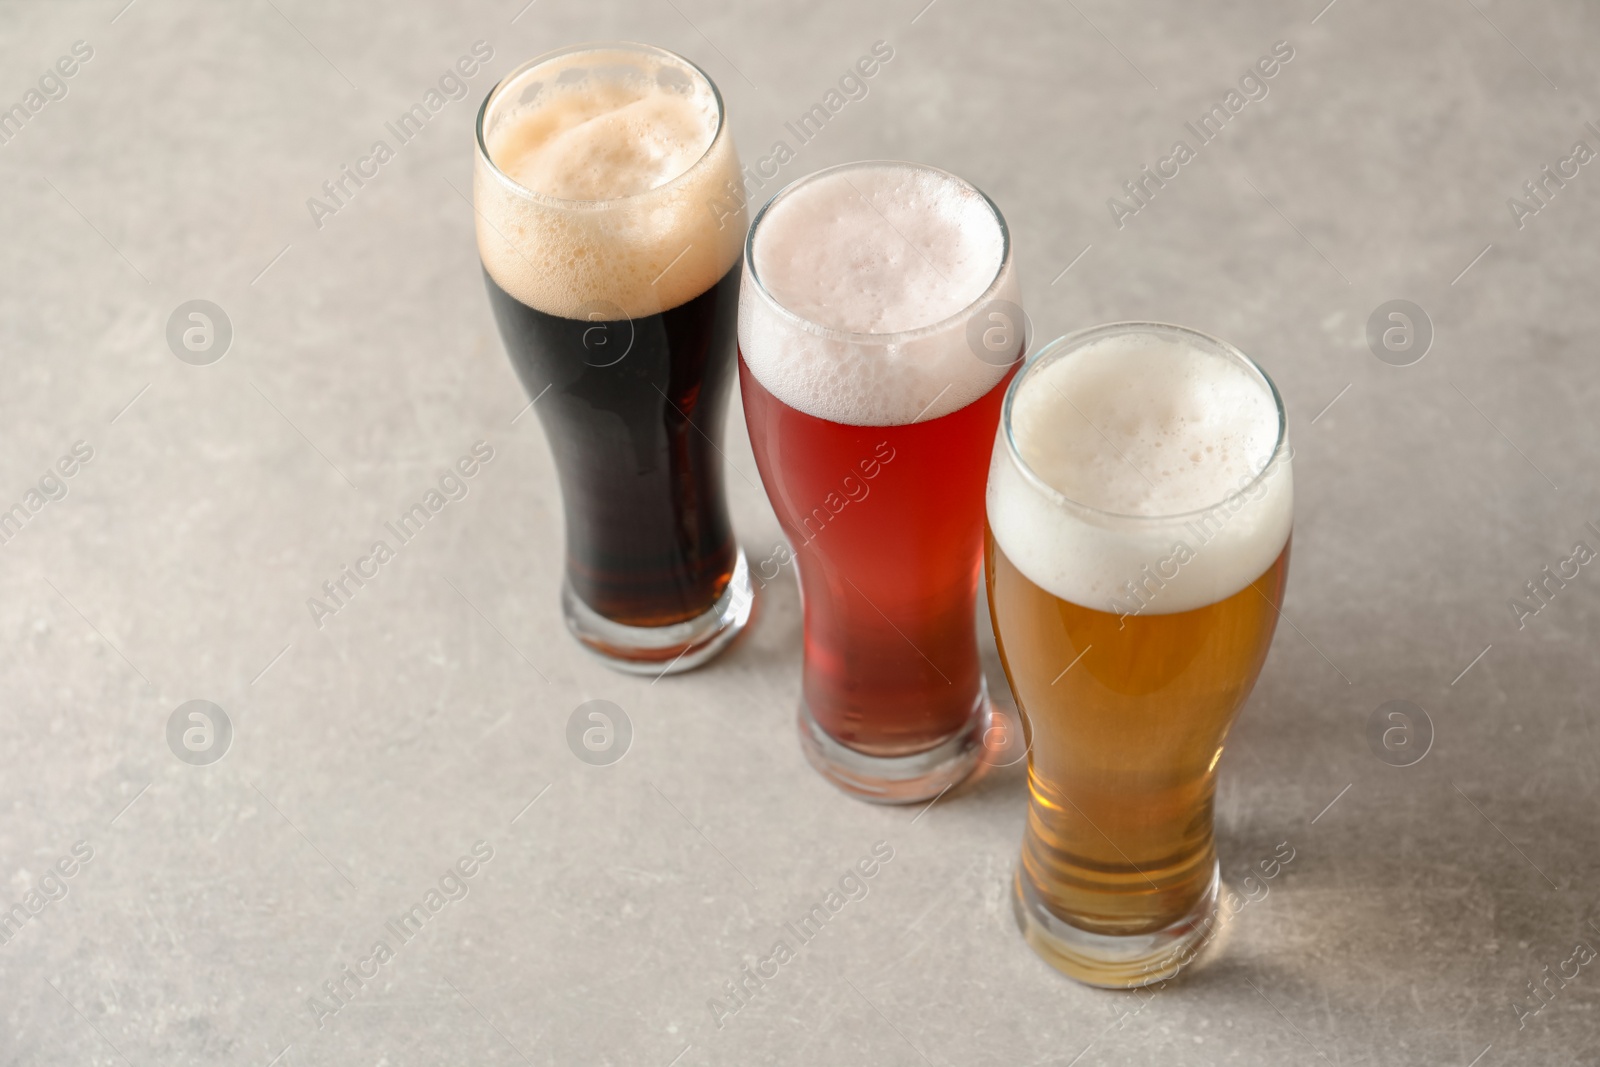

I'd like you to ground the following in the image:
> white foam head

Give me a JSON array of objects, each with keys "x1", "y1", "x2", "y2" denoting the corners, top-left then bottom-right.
[
  {"x1": 474, "y1": 43, "x2": 745, "y2": 319},
  {"x1": 987, "y1": 324, "x2": 1293, "y2": 614},
  {"x1": 739, "y1": 162, "x2": 1019, "y2": 426}
]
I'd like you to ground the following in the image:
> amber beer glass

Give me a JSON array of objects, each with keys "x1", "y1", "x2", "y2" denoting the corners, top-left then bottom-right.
[
  {"x1": 473, "y1": 44, "x2": 752, "y2": 673},
  {"x1": 740, "y1": 161, "x2": 1025, "y2": 802},
  {"x1": 986, "y1": 323, "x2": 1293, "y2": 986}
]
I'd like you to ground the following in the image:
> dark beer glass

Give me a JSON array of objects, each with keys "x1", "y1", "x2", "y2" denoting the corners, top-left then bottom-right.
[{"x1": 473, "y1": 43, "x2": 753, "y2": 673}]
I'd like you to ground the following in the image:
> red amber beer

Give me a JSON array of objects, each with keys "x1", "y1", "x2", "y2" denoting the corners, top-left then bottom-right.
[
  {"x1": 986, "y1": 323, "x2": 1294, "y2": 987},
  {"x1": 739, "y1": 161, "x2": 1025, "y2": 802}
]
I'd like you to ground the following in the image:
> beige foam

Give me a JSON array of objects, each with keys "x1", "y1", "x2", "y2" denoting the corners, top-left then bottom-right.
[
  {"x1": 474, "y1": 46, "x2": 745, "y2": 319},
  {"x1": 988, "y1": 329, "x2": 1293, "y2": 614},
  {"x1": 739, "y1": 162, "x2": 1016, "y2": 426}
]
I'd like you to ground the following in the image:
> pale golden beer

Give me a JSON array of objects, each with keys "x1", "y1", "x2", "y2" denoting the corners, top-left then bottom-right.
[
  {"x1": 988, "y1": 540, "x2": 1290, "y2": 929},
  {"x1": 986, "y1": 323, "x2": 1293, "y2": 987}
]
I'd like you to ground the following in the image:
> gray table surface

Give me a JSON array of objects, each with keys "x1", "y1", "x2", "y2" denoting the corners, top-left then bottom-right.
[{"x1": 3, "y1": 0, "x2": 1598, "y2": 1064}]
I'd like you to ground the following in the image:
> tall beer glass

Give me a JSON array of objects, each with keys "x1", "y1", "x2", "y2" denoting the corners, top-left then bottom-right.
[
  {"x1": 740, "y1": 161, "x2": 1025, "y2": 802},
  {"x1": 474, "y1": 43, "x2": 753, "y2": 674},
  {"x1": 986, "y1": 323, "x2": 1293, "y2": 986}
]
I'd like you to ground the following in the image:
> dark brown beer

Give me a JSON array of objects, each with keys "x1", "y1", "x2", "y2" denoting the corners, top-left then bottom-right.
[
  {"x1": 473, "y1": 43, "x2": 752, "y2": 670},
  {"x1": 486, "y1": 268, "x2": 739, "y2": 625}
]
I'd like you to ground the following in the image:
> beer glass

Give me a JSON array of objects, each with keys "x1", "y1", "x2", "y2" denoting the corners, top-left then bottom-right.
[
  {"x1": 474, "y1": 43, "x2": 753, "y2": 674},
  {"x1": 739, "y1": 161, "x2": 1025, "y2": 802},
  {"x1": 986, "y1": 323, "x2": 1293, "y2": 986}
]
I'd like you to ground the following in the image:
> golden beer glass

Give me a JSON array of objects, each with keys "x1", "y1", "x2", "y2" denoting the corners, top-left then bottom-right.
[{"x1": 985, "y1": 323, "x2": 1293, "y2": 987}]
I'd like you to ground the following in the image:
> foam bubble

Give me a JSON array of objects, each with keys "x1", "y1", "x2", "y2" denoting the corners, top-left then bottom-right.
[
  {"x1": 473, "y1": 46, "x2": 745, "y2": 319},
  {"x1": 987, "y1": 327, "x2": 1293, "y2": 614},
  {"x1": 739, "y1": 162, "x2": 1016, "y2": 426}
]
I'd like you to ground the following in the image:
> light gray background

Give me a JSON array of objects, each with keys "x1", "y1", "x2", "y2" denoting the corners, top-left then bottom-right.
[{"x1": 1, "y1": 0, "x2": 1596, "y2": 1064}]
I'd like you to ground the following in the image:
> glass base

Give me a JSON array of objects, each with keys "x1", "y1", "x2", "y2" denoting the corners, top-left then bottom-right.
[
  {"x1": 797, "y1": 684, "x2": 989, "y2": 805},
  {"x1": 1012, "y1": 859, "x2": 1222, "y2": 989},
  {"x1": 562, "y1": 549, "x2": 754, "y2": 676}
]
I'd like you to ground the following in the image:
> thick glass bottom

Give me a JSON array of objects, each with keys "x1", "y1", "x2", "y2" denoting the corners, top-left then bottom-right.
[
  {"x1": 1012, "y1": 859, "x2": 1223, "y2": 989},
  {"x1": 562, "y1": 549, "x2": 754, "y2": 676},
  {"x1": 797, "y1": 684, "x2": 989, "y2": 804}
]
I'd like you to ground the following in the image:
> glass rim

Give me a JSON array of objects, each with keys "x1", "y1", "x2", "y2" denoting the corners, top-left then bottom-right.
[
  {"x1": 743, "y1": 159, "x2": 1014, "y2": 346},
  {"x1": 474, "y1": 41, "x2": 728, "y2": 210},
  {"x1": 1000, "y1": 321, "x2": 1291, "y2": 524}
]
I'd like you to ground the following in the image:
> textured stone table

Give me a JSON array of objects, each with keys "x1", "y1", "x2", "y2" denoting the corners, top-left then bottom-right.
[{"x1": 2, "y1": 1, "x2": 1597, "y2": 1064}]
